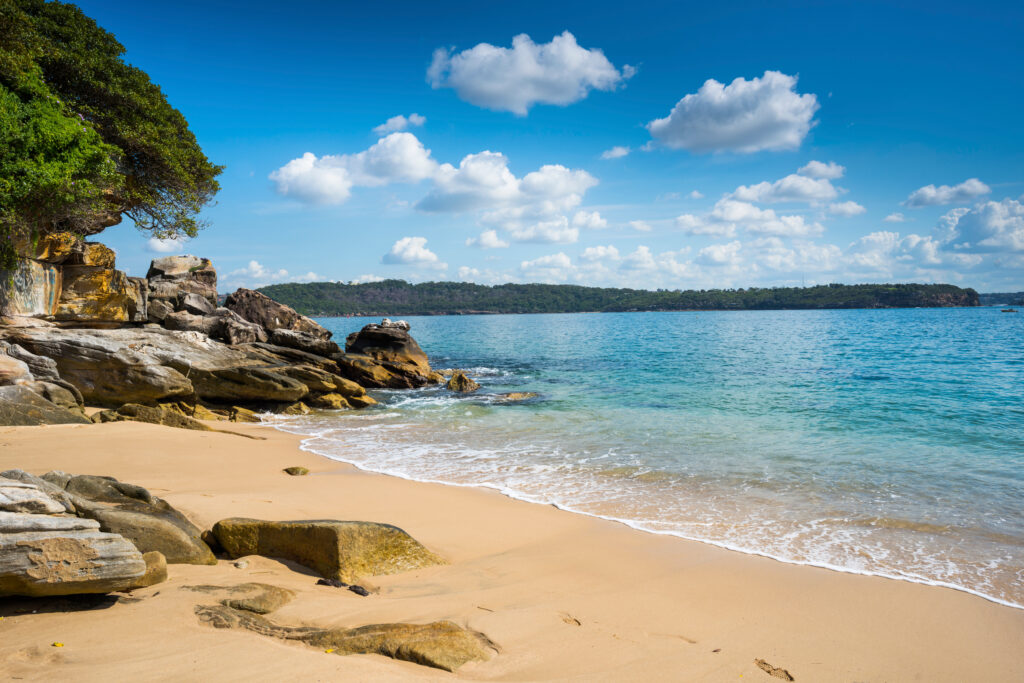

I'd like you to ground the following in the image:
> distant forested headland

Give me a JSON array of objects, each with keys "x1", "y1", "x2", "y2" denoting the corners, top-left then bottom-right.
[{"x1": 257, "y1": 280, "x2": 980, "y2": 317}]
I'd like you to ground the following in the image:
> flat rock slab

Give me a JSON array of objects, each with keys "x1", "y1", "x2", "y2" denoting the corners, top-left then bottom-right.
[
  {"x1": 212, "y1": 518, "x2": 444, "y2": 583},
  {"x1": 0, "y1": 385, "x2": 92, "y2": 426},
  {"x1": 0, "y1": 479, "x2": 65, "y2": 514}
]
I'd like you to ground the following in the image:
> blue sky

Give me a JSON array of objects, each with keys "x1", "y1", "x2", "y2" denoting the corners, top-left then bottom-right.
[{"x1": 79, "y1": 0, "x2": 1024, "y2": 291}]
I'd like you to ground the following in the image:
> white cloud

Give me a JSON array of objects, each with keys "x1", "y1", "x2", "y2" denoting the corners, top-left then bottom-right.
[
  {"x1": 428, "y1": 31, "x2": 634, "y2": 115},
  {"x1": 884, "y1": 212, "x2": 907, "y2": 223},
  {"x1": 646, "y1": 71, "x2": 818, "y2": 153},
  {"x1": 508, "y1": 217, "x2": 579, "y2": 244},
  {"x1": 904, "y1": 178, "x2": 990, "y2": 207},
  {"x1": 697, "y1": 241, "x2": 743, "y2": 266},
  {"x1": 372, "y1": 113, "x2": 426, "y2": 136},
  {"x1": 688, "y1": 190, "x2": 704, "y2": 199},
  {"x1": 942, "y1": 198, "x2": 1024, "y2": 252},
  {"x1": 601, "y1": 146, "x2": 630, "y2": 159},
  {"x1": 731, "y1": 173, "x2": 839, "y2": 203},
  {"x1": 270, "y1": 133, "x2": 437, "y2": 204},
  {"x1": 580, "y1": 245, "x2": 620, "y2": 262},
  {"x1": 798, "y1": 160, "x2": 845, "y2": 179},
  {"x1": 351, "y1": 274, "x2": 385, "y2": 284},
  {"x1": 381, "y1": 236, "x2": 447, "y2": 269},
  {"x1": 147, "y1": 236, "x2": 188, "y2": 253},
  {"x1": 457, "y1": 266, "x2": 481, "y2": 280},
  {"x1": 224, "y1": 261, "x2": 321, "y2": 289},
  {"x1": 676, "y1": 212, "x2": 736, "y2": 237},
  {"x1": 630, "y1": 220, "x2": 653, "y2": 232},
  {"x1": 829, "y1": 200, "x2": 867, "y2": 217},
  {"x1": 620, "y1": 245, "x2": 658, "y2": 271},
  {"x1": 520, "y1": 252, "x2": 574, "y2": 282},
  {"x1": 572, "y1": 210, "x2": 607, "y2": 229},
  {"x1": 465, "y1": 229, "x2": 510, "y2": 249},
  {"x1": 677, "y1": 199, "x2": 824, "y2": 238}
]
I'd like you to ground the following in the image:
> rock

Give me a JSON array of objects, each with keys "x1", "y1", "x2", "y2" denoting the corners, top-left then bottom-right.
[
  {"x1": 146, "y1": 298, "x2": 174, "y2": 323},
  {"x1": 126, "y1": 276, "x2": 149, "y2": 323},
  {"x1": 132, "y1": 551, "x2": 168, "y2": 588},
  {"x1": 54, "y1": 265, "x2": 137, "y2": 322},
  {"x1": 51, "y1": 474, "x2": 217, "y2": 565},
  {"x1": 160, "y1": 402, "x2": 226, "y2": 421},
  {"x1": 0, "y1": 341, "x2": 60, "y2": 381},
  {"x1": 283, "y1": 467, "x2": 309, "y2": 476},
  {"x1": 0, "y1": 512, "x2": 146, "y2": 597},
  {"x1": 345, "y1": 394, "x2": 378, "y2": 409},
  {"x1": 0, "y1": 470, "x2": 78, "y2": 513},
  {"x1": 332, "y1": 354, "x2": 417, "y2": 389},
  {"x1": 309, "y1": 393, "x2": 350, "y2": 410},
  {"x1": 0, "y1": 259, "x2": 62, "y2": 317},
  {"x1": 379, "y1": 318, "x2": 411, "y2": 331},
  {"x1": 162, "y1": 310, "x2": 216, "y2": 335},
  {"x1": 18, "y1": 231, "x2": 81, "y2": 263},
  {"x1": 345, "y1": 324, "x2": 432, "y2": 374},
  {"x1": 107, "y1": 404, "x2": 214, "y2": 432},
  {"x1": 178, "y1": 292, "x2": 215, "y2": 316},
  {"x1": 220, "y1": 582, "x2": 295, "y2": 614},
  {"x1": 447, "y1": 371, "x2": 480, "y2": 393},
  {"x1": 211, "y1": 518, "x2": 444, "y2": 584},
  {"x1": 0, "y1": 477, "x2": 66, "y2": 514},
  {"x1": 209, "y1": 308, "x2": 267, "y2": 345},
  {"x1": 20, "y1": 381, "x2": 85, "y2": 414},
  {"x1": 146, "y1": 255, "x2": 217, "y2": 306},
  {"x1": 347, "y1": 584, "x2": 370, "y2": 597},
  {"x1": 201, "y1": 530, "x2": 224, "y2": 554},
  {"x1": 243, "y1": 342, "x2": 342, "y2": 372},
  {"x1": 280, "y1": 401, "x2": 311, "y2": 416},
  {"x1": 0, "y1": 354, "x2": 33, "y2": 385},
  {"x1": 194, "y1": 605, "x2": 494, "y2": 672},
  {"x1": 66, "y1": 242, "x2": 116, "y2": 268},
  {"x1": 493, "y1": 392, "x2": 538, "y2": 402},
  {"x1": 276, "y1": 365, "x2": 349, "y2": 394},
  {"x1": 187, "y1": 366, "x2": 309, "y2": 403},
  {"x1": 230, "y1": 406, "x2": 261, "y2": 423},
  {"x1": 268, "y1": 329, "x2": 340, "y2": 357},
  {"x1": 224, "y1": 288, "x2": 331, "y2": 340},
  {"x1": 0, "y1": 385, "x2": 92, "y2": 426}
]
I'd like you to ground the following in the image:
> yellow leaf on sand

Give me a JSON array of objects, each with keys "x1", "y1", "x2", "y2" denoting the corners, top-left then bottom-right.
[
  {"x1": 52, "y1": 642, "x2": 64, "y2": 647},
  {"x1": 325, "y1": 648, "x2": 335, "y2": 653}
]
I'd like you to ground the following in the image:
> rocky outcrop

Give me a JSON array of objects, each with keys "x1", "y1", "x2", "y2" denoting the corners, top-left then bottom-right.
[
  {"x1": 195, "y1": 604, "x2": 495, "y2": 672},
  {"x1": 0, "y1": 259, "x2": 62, "y2": 317},
  {"x1": 224, "y1": 288, "x2": 331, "y2": 339},
  {"x1": 269, "y1": 328, "x2": 340, "y2": 357},
  {"x1": 212, "y1": 518, "x2": 444, "y2": 583},
  {"x1": 0, "y1": 385, "x2": 92, "y2": 425},
  {"x1": 93, "y1": 403, "x2": 214, "y2": 432},
  {"x1": 345, "y1": 323, "x2": 430, "y2": 373},
  {"x1": 147, "y1": 255, "x2": 217, "y2": 306},
  {"x1": 54, "y1": 264, "x2": 141, "y2": 322},
  {"x1": 447, "y1": 371, "x2": 480, "y2": 393}
]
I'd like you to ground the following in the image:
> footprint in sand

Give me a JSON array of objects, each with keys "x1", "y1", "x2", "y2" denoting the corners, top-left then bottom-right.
[
  {"x1": 560, "y1": 613, "x2": 581, "y2": 626},
  {"x1": 754, "y1": 658, "x2": 794, "y2": 681}
]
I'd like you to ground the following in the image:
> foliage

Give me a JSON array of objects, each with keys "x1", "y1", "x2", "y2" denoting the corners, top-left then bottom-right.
[
  {"x1": 0, "y1": 0, "x2": 221, "y2": 268},
  {"x1": 258, "y1": 280, "x2": 980, "y2": 317}
]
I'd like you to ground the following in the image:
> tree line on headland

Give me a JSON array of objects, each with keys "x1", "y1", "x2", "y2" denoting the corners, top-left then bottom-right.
[{"x1": 258, "y1": 280, "x2": 980, "y2": 317}]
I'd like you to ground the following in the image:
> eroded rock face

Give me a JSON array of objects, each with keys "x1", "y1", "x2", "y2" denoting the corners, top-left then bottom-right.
[
  {"x1": 224, "y1": 288, "x2": 331, "y2": 340},
  {"x1": 212, "y1": 518, "x2": 444, "y2": 583},
  {"x1": 0, "y1": 385, "x2": 92, "y2": 426},
  {"x1": 345, "y1": 324, "x2": 431, "y2": 373},
  {"x1": 55, "y1": 265, "x2": 138, "y2": 322},
  {"x1": 0, "y1": 259, "x2": 62, "y2": 317},
  {"x1": 269, "y1": 328, "x2": 340, "y2": 357},
  {"x1": 147, "y1": 255, "x2": 217, "y2": 306}
]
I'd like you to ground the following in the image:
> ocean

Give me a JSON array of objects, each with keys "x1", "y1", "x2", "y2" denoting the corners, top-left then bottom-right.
[{"x1": 266, "y1": 307, "x2": 1024, "y2": 609}]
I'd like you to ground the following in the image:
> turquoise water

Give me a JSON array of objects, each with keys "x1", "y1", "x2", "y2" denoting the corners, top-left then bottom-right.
[{"x1": 268, "y1": 308, "x2": 1024, "y2": 608}]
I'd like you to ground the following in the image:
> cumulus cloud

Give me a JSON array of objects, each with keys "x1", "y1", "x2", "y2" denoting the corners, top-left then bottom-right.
[
  {"x1": 224, "y1": 261, "x2": 322, "y2": 289},
  {"x1": 904, "y1": 178, "x2": 990, "y2": 207},
  {"x1": 270, "y1": 133, "x2": 437, "y2": 204},
  {"x1": 465, "y1": 229, "x2": 510, "y2": 249},
  {"x1": 829, "y1": 201, "x2": 867, "y2": 217},
  {"x1": 941, "y1": 198, "x2": 1024, "y2": 252},
  {"x1": 580, "y1": 245, "x2": 620, "y2": 262},
  {"x1": 520, "y1": 252, "x2": 574, "y2": 282},
  {"x1": 572, "y1": 210, "x2": 607, "y2": 229},
  {"x1": 688, "y1": 190, "x2": 704, "y2": 199},
  {"x1": 601, "y1": 146, "x2": 630, "y2": 159},
  {"x1": 697, "y1": 241, "x2": 743, "y2": 266},
  {"x1": 629, "y1": 220, "x2": 653, "y2": 232},
  {"x1": 731, "y1": 173, "x2": 839, "y2": 203},
  {"x1": 646, "y1": 71, "x2": 818, "y2": 153},
  {"x1": 884, "y1": 212, "x2": 907, "y2": 223},
  {"x1": 677, "y1": 199, "x2": 824, "y2": 238},
  {"x1": 507, "y1": 217, "x2": 579, "y2": 244},
  {"x1": 428, "y1": 31, "x2": 634, "y2": 115},
  {"x1": 676, "y1": 212, "x2": 736, "y2": 237},
  {"x1": 620, "y1": 245, "x2": 658, "y2": 271},
  {"x1": 372, "y1": 113, "x2": 426, "y2": 136},
  {"x1": 798, "y1": 160, "x2": 845, "y2": 179},
  {"x1": 381, "y1": 237, "x2": 447, "y2": 269},
  {"x1": 147, "y1": 236, "x2": 188, "y2": 253},
  {"x1": 351, "y1": 274, "x2": 385, "y2": 284}
]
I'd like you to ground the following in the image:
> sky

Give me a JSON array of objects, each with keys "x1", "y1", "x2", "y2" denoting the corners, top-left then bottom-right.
[{"x1": 77, "y1": 0, "x2": 1024, "y2": 292}]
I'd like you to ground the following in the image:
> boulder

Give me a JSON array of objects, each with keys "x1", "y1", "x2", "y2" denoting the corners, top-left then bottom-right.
[
  {"x1": 195, "y1": 605, "x2": 494, "y2": 672},
  {"x1": 219, "y1": 582, "x2": 296, "y2": 615},
  {"x1": 126, "y1": 277, "x2": 149, "y2": 322},
  {"x1": 0, "y1": 354, "x2": 33, "y2": 385},
  {"x1": 309, "y1": 393, "x2": 350, "y2": 410},
  {"x1": 211, "y1": 518, "x2": 444, "y2": 583},
  {"x1": 0, "y1": 385, "x2": 92, "y2": 426},
  {"x1": 16, "y1": 231, "x2": 81, "y2": 264},
  {"x1": 0, "y1": 259, "x2": 62, "y2": 317},
  {"x1": 147, "y1": 298, "x2": 174, "y2": 323},
  {"x1": 66, "y1": 242, "x2": 116, "y2": 268},
  {"x1": 186, "y1": 366, "x2": 309, "y2": 403},
  {"x1": 178, "y1": 292, "x2": 215, "y2": 316},
  {"x1": 147, "y1": 255, "x2": 217, "y2": 306},
  {"x1": 0, "y1": 469, "x2": 78, "y2": 514},
  {"x1": 269, "y1": 328, "x2": 340, "y2": 357},
  {"x1": 224, "y1": 288, "x2": 331, "y2": 340},
  {"x1": 0, "y1": 341, "x2": 60, "y2": 381},
  {"x1": 230, "y1": 406, "x2": 261, "y2": 423},
  {"x1": 282, "y1": 467, "x2": 309, "y2": 476},
  {"x1": 95, "y1": 404, "x2": 214, "y2": 433},
  {"x1": 0, "y1": 512, "x2": 146, "y2": 597},
  {"x1": 132, "y1": 550, "x2": 168, "y2": 588},
  {"x1": 0, "y1": 477, "x2": 65, "y2": 514},
  {"x1": 447, "y1": 371, "x2": 480, "y2": 393},
  {"x1": 18, "y1": 381, "x2": 84, "y2": 413},
  {"x1": 280, "y1": 401, "x2": 311, "y2": 415},
  {"x1": 332, "y1": 354, "x2": 417, "y2": 389},
  {"x1": 345, "y1": 323, "x2": 431, "y2": 374},
  {"x1": 49, "y1": 474, "x2": 217, "y2": 565},
  {"x1": 345, "y1": 394, "x2": 378, "y2": 409},
  {"x1": 54, "y1": 265, "x2": 137, "y2": 322}
]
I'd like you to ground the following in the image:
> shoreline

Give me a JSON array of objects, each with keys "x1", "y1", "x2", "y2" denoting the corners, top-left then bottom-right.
[{"x1": 2, "y1": 421, "x2": 1022, "y2": 681}]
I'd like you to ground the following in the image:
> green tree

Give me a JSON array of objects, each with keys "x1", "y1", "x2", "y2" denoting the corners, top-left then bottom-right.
[{"x1": 0, "y1": 0, "x2": 222, "y2": 268}]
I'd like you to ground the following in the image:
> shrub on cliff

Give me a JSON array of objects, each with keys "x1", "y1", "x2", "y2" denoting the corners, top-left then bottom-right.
[{"x1": 0, "y1": 0, "x2": 222, "y2": 268}]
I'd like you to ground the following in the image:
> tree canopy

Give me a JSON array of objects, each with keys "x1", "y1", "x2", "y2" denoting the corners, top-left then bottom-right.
[{"x1": 0, "y1": 0, "x2": 221, "y2": 268}]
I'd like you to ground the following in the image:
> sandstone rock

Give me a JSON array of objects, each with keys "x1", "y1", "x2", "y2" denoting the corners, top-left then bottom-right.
[
  {"x1": 447, "y1": 371, "x2": 480, "y2": 393},
  {"x1": 126, "y1": 276, "x2": 148, "y2": 323},
  {"x1": 147, "y1": 298, "x2": 174, "y2": 323},
  {"x1": 132, "y1": 550, "x2": 168, "y2": 588},
  {"x1": 0, "y1": 478, "x2": 66, "y2": 514},
  {"x1": 280, "y1": 401, "x2": 311, "y2": 416},
  {"x1": 283, "y1": 467, "x2": 309, "y2": 476},
  {"x1": 493, "y1": 392, "x2": 538, "y2": 402},
  {"x1": 0, "y1": 354, "x2": 33, "y2": 385},
  {"x1": 108, "y1": 404, "x2": 214, "y2": 432},
  {"x1": 0, "y1": 385, "x2": 92, "y2": 426},
  {"x1": 230, "y1": 406, "x2": 261, "y2": 423},
  {"x1": 219, "y1": 582, "x2": 296, "y2": 614},
  {"x1": 0, "y1": 513, "x2": 146, "y2": 597},
  {"x1": 21, "y1": 381, "x2": 85, "y2": 413},
  {"x1": 162, "y1": 310, "x2": 217, "y2": 335},
  {"x1": 0, "y1": 259, "x2": 62, "y2": 317},
  {"x1": 331, "y1": 354, "x2": 409, "y2": 389},
  {"x1": 276, "y1": 365, "x2": 347, "y2": 394},
  {"x1": 268, "y1": 329, "x2": 340, "y2": 357},
  {"x1": 345, "y1": 324, "x2": 432, "y2": 374},
  {"x1": 17, "y1": 231, "x2": 80, "y2": 263},
  {"x1": 211, "y1": 518, "x2": 444, "y2": 583},
  {"x1": 0, "y1": 341, "x2": 59, "y2": 380},
  {"x1": 195, "y1": 605, "x2": 494, "y2": 672},
  {"x1": 243, "y1": 342, "x2": 342, "y2": 372},
  {"x1": 178, "y1": 292, "x2": 215, "y2": 316},
  {"x1": 345, "y1": 394, "x2": 378, "y2": 409},
  {"x1": 379, "y1": 318, "x2": 411, "y2": 331},
  {"x1": 309, "y1": 393, "x2": 350, "y2": 410},
  {"x1": 0, "y1": 470, "x2": 78, "y2": 514},
  {"x1": 147, "y1": 255, "x2": 217, "y2": 306},
  {"x1": 224, "y1": 288, "x2": 331, "y2": 340},
  {"x1": 186, "y1": 366, "x2": 309, "y2": 403},
  {"x1": 54, "y1": 265, "x2": 137, "y2": 322},
  {"x1": 66, "y1": 242, "x2": 116, "y2": 268}
]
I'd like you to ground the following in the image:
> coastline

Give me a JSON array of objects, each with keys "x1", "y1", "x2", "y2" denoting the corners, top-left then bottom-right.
[{"x1": 2, "y1": 421, "x2": 1022, "y2": 681}]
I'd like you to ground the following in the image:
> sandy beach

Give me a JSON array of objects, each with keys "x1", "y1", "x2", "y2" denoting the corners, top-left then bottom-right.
[{"x1": 1, "y1": 420, "x2": 1022, "y2": 682}]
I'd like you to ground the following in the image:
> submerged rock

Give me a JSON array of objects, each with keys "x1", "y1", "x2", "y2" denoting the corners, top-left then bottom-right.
[{"x1": 211, "y1": 518, "x2": 444, "y2": 584}]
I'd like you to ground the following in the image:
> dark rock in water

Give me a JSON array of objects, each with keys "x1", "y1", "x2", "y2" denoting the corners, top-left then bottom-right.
[
  {"x1": 212, "y1": 518, "x2": 444, "y2": 584},
  {"x1": 348, "y1": 584, "x2": 370, "y2": 597},
  {"x1": 283, "y1": 467, "x2": 309, "y2": 476},
  {"x1": 447, "y1": 371, "x2": 480, "y2": 393},
  {"x1": 345, "y1": 322, "x2": 431, "y2": 374},
  {"x1": 0, "y1": 385, "x2": 92, "y2": 426},
  {"x1": 269, "y1": 328, "x2": 341, "y2": 357},
  {"x1": 194, "y1": 604, "x2": 495, "y2": 672},
  {"x1": 224, "y1": 288, "x2": 331, "y2": 340}
]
